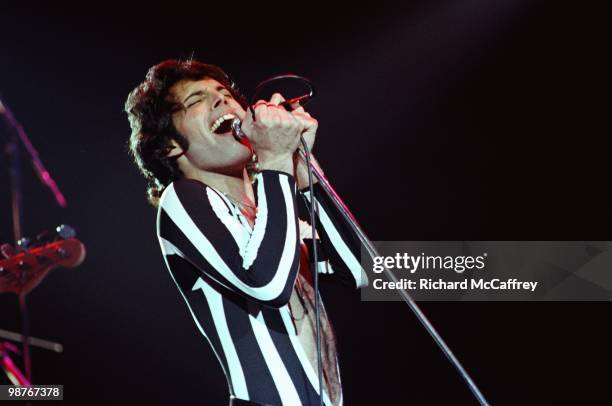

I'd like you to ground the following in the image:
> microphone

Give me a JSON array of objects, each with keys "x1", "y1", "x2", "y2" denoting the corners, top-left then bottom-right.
[{"x1": 231, "y1": 117, "x2": 246, "y2": 141}]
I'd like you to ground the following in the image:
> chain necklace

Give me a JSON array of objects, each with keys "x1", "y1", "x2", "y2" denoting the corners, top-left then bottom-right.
[
  {"x1": 218, "y1": 191, "x2": 257, "y2": 221},
  {"x1": 220, "y1": 192, "x2": 256, "y2": 210}
]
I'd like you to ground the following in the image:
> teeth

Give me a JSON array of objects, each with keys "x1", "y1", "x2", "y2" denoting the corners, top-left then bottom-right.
[{"x1": 210, "y1": 114, "x2": 236, "y2": 132}]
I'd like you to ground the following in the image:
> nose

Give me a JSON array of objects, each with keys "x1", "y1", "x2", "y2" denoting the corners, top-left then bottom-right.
[{"x1": 211, "y1": 90, "x2": 228, "y2": 110}]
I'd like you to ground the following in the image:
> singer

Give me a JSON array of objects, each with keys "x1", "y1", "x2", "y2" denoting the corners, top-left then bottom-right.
[{"x1": 125, "y1": 59, "x2": 367, "y2": 405}]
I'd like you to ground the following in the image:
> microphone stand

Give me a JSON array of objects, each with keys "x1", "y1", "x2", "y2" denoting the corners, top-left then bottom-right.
[
  {"x1": 1, "y1": 97, "x2": 68, "y2": 385},
  {"x1": 297, "y1": 150, "x2": 490, "y2": 406},
  {"x1": 232, "y1": 73, "x2": 488, "y2": 404}
]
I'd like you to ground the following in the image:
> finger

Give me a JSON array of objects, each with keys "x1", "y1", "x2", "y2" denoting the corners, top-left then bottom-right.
[
  {"x1": 275, "y1": 105, "x2": 301, "y2": 129},
  {"x1": 269, "y1": 93, "x2": 286, "y2": 106},
  {"x1": 282, "y1": 109, "x2": 301, "y2": 128},
  {"x1": 251, "y1": 101, "x2": 274, "y2": 125},
  {"x1": 252, "y1": 101, "x2": 281, "y2": 122},
  {"x1": 292, "y1": 110, "x2": 312, "y2": 118},
  {"x1": 279, "y1": 97, "x2": 306, "y2": 112},
  {"x1": 293, "y1": 110, "x2": 306, "y2": 129},
  {"x1": 292, "y1": 112, "x2": 316, "y2": 128},
  {"x1": 253, "y1": 100, "x2": 270, "y2": 110},
  {"x1": 290, "y1": 101, "x2": 305, "y2": 113}
]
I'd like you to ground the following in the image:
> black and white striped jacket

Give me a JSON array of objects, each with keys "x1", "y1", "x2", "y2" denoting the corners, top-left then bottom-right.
[{"x1": 157, "y1": 170, "x2": 367, "y2": 405}]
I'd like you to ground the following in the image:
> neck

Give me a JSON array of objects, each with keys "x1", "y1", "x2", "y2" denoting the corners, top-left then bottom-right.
[{"x1": 183, "y1": 166, "x2": 252, "y2": 203}]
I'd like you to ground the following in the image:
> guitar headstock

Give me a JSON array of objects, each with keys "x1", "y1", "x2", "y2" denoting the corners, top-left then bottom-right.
[{"x1": 0, "y1": 225, "x2": 86, "y2": 295}]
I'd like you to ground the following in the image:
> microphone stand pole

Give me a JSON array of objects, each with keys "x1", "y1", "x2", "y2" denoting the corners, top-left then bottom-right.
[
  {"x1": 1, "y1": 97, "x2": 68, "y2": 385},
  {"x1": 298, "y1": 151, "x2": 489, "y2": 406}
]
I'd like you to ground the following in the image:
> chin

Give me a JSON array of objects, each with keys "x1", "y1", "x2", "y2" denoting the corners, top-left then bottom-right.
[{"x1": 224, "y1": 151, "x2": 253, "y2": 176}]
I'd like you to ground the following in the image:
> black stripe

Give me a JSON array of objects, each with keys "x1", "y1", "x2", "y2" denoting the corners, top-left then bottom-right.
[
  {"x1": 263, "y1": 308, "x2": 321, "y2": 405},
  {"x1": 311, "y1": 183, "x2": 361, "y2": 260},
  {"x1": 165, "y1": 257, "x2": 233, "y2": 393},
  {"x1": 316, "y1": 222, "x2": 358, "y2": 288},
  {"x1": 224, "y1": 300, "x2": 283, "y2": 405},
  {"x1": 300, "y1": 190, "x2": 361, "y2": 288},
  {"x1": 159, "y1": 208, "x2": 238, "y2": 295},
  {"x1": 246, "y1": 175, "x2": 296, "y2": 276}
]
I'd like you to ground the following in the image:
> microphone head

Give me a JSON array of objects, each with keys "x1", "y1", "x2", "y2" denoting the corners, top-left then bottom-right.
[{"x1": 231, "y1": 117, "x2": 246, "y2": 141}]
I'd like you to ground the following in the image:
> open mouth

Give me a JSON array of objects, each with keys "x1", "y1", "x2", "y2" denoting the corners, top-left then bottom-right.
[{"x1": 211, "y1": 113, "x2": 237, "y2": 134}]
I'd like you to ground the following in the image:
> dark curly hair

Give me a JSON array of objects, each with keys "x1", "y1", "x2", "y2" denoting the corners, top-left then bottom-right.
[{"x1": 125, "y1": 59, "x2": 247, "y2": 207}]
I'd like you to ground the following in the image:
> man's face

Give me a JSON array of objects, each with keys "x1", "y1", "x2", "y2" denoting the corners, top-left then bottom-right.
[{"x1": 168, "y1": 77, "x2": 251, "y2": 176}]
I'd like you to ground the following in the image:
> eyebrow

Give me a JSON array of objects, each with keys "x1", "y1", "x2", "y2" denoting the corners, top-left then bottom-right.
[{"x1": 182, "y1": 85, "x2": 229, "y2": 104}]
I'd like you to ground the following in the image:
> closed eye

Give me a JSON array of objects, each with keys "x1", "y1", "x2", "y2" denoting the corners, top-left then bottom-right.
[
  {"x1": 183, "y1": 87, "x2": 232, "y2": 109},
  {"x1": 186, "y1": 98, "x2": 203, "y2": 108},
  {"x1": 183, "y1": 90, "x2": 206, "y2": 108}
]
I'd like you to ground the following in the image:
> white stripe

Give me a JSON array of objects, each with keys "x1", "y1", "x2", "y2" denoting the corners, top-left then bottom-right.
[
  {"x1": 249, "y1": 310, "x2": 302, "y2": 405},
  {"x1": 237, "y1": 212, "x2": 253, "y2": 231},
  {"x1": 210, "y1": 187, "x2": 253, "y2": 234},
  {"x1": 193, "y1": 278, "x2": 249, "y2": 400},
  {"x1": 242, "y1": 173, "x2": 269, "y2": 269},
  {"x1": 160, "y1": 179, "x2": 297, "y2": 301},
  {"x1": 211, "y1": 186, "x2": 254, "y2": 237},
  {"x1": 207, "y1": 188, "x2": 250, "y2": 258},
  {"x1": 317, "y1": 261, "x2": 334, "y2": 274},
  {"x1": 159, "y1": 236, "x2": 182, "y2": 256},
  {"x1": 303, "y1": 193, "x2": 365, "y2": 287},
  {"x1": 159, "y1": 237, "x2": 234, "y2": 293},
  {"x1": 279, "y1": 307, "x2": 334, "y2": 406}
]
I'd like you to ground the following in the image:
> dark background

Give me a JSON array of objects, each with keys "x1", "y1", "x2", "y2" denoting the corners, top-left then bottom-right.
[{"x1": 0, "y1": 1, "x2": 609, "y2": 404}]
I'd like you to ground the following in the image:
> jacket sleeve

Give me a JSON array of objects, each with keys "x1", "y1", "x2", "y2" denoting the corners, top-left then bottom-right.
[
  {"x1": 157, "y1": 171, "x2": 301, "y2": 308},
  {"x1": 299, "y1": 183, "x2": 369, "y2": 289}
]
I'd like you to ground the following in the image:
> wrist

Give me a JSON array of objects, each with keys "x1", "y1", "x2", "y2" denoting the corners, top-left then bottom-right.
[
  {"x1": 258, "y1": 153, "x2": 294, "y2": 175},
  {"x1": 294, "y1": 153, "x2": 320, "y2": 189}
]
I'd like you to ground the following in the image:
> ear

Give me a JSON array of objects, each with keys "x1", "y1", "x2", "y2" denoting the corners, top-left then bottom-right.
[{"x1": 166, "y1": 139, "x2": 184, "y2": 158}]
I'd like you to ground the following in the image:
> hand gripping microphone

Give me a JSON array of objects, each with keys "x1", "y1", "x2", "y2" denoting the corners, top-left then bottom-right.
[{"x1": 231, "y1": 74, "x2": 315, "y2": 141}]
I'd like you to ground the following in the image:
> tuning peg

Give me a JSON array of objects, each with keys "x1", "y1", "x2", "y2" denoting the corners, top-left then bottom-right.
[
  {"x1": 35, "y1": 230, "x2": 55, "y2": 245},
  {"x1": 56, "y1": 224, "x2": 76, "y2": 240},
  {"x1": 17, "y1": 237, "x2": 31, "y2": 251}
]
